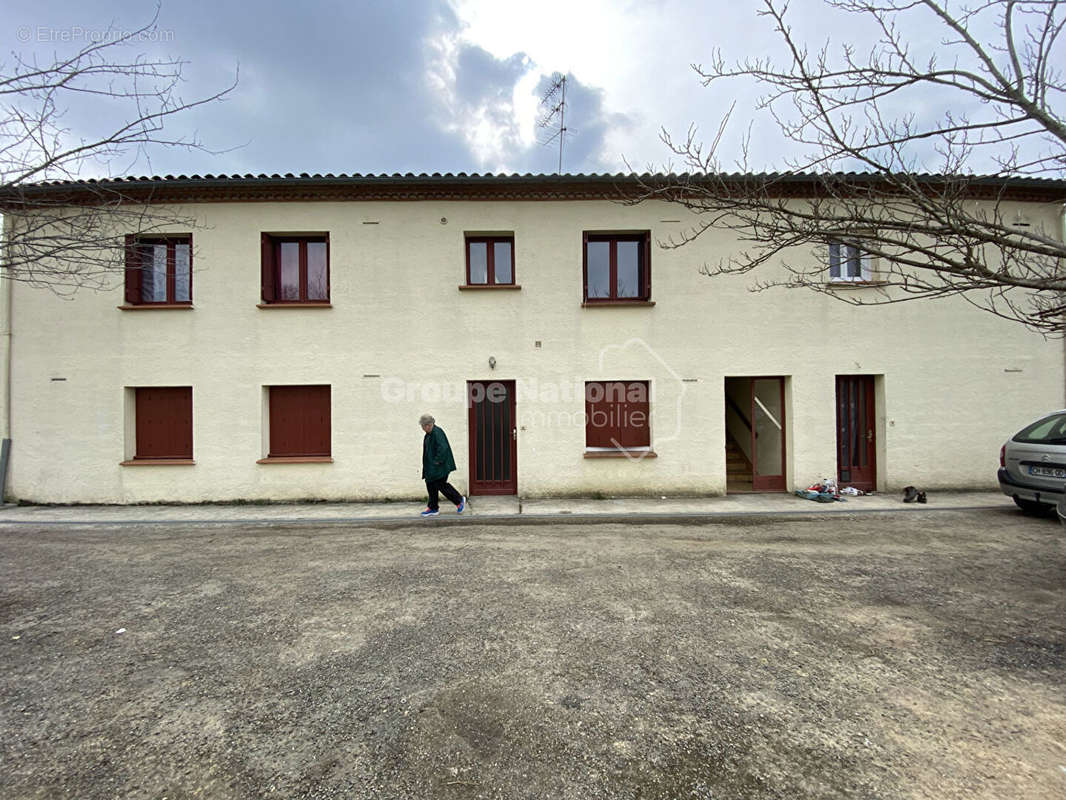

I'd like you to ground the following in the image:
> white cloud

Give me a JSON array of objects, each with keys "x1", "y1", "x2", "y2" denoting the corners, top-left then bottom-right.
[
  {"x1": 443, "y1": 0, "x2": 773, "y2": 171},
  {"x1": 439, "y1": 0, "x2": 983, "y2": 174},
  {"x1": 425, "y1": 31, "x2": 532, "y2": 171}
]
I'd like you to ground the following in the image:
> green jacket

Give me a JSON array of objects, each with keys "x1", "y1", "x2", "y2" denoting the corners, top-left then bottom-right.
[{"x1": 422, "y1": 425, "x2": 457, "y2": 481}]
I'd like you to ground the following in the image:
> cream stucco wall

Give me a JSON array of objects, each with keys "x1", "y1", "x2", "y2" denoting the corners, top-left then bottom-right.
[{"x1": 3, "y1": 198, "x2": 1063, "y2": 503}]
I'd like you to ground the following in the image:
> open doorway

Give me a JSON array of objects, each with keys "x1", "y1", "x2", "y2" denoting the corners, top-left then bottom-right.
[{"x1": 725, "y1": 377, "x2": 787, "y2": 492}]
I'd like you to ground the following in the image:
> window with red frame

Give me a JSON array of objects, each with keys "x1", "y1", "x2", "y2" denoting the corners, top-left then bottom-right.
[
  {"x1": 134, "y1": 387, "x2": 193, "y2": 459},
  {"x1": 268, "y1": 385, "x2": 331, "y2": 457},
  {"x1": 261, "y1": 234, "x2": 330, "y2": 303},
  {"x1": 585, "y1": 381, "x2": 650, "y2": 449},
  {"x1": 124, "y1": 235, "x2": 192, "y2": 305},
  {"x1": 583, "y1": 233, "x2": 650, "y2": 302},
  {"x1": 465, "y1": 236, "x2": 514, "y2": 285}
]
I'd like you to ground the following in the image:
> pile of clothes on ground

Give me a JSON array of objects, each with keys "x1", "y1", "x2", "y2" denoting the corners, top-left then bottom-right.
[
  {"x1": 794, "y1": 479, "x2": 927, "y2": 504},
  {"x1": 794, "y1": 477, "x2": 848, "y2": 503},
  {"x1": 794, "y1": 478, "x2": 874, "y2": 503}
]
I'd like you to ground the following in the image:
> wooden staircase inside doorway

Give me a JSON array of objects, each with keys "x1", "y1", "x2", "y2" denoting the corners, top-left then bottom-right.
[{"x1": 726, "y1": 435, "x2": 754, "y2": 493}]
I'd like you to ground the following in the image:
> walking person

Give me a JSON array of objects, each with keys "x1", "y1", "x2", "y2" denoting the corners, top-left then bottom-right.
[{"x1": 419, "y1": 414, "x2": 465, "y2": 517}]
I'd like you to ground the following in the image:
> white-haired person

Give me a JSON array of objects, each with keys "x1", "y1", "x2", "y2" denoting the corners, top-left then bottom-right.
[{"x1": 419, "y1": 414, "x2": 466, "y2": 517}]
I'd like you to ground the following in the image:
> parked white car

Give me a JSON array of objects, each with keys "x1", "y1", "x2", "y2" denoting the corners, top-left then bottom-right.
[{"x1": 998, "y1": 410, "x2": 1066, "y2": 513}]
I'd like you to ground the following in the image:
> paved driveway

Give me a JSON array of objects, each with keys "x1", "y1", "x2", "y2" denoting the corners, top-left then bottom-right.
[{"x1": 1, "y1": 509, "x2": 1064, "y2": 799}]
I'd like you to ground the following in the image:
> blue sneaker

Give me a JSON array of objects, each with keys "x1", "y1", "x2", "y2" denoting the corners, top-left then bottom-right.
[
  {"x1": 457, "y1": 496, "x2": 466, "y2": 514},
  {"x1": 420, "y1": 508, "x2": 439, "y2": 517}
]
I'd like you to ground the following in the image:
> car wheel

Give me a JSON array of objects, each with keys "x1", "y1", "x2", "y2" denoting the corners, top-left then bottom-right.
[{"x1": 1013, "y1": 497, "x2": 1051, "y2": 514}]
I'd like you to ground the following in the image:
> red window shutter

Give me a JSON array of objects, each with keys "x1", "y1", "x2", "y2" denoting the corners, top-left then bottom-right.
[
  {"x1": 585, "y1": 381, "x2": 649, "y2": 449},
  {"x1": 619, "y1": 381, "x2": 650, "y2": 448},
  {"x1": 184, "y1": 236, "x2": 193, "y2": 302},
  {"x1": 306, "y1": 385, "x2": 331, "y2": 455},
  {"x1": 135, "y1": 387, "x2": 192, "y2": 459},
  {"x1": 641, "y1": 235, "x2": 651, "y2": 300},
  {"x1": 269, "y1": 386, "x2": 331, "y2": 457},
  {"x1": 582, "y1": 232, "x2": 589, "y2": 302},
  {"x1": 261, "y1": 233, "x2": 276, "y2": 302},
  {"x1": 585, "y1": 382, "x2": 613, "y2": 448},
  {"x1": 323, "y1": 233, "x2": 331, "y2": 302},
  {"x1": 124, "y1": 235, "x2": 141, "y2": 304}
]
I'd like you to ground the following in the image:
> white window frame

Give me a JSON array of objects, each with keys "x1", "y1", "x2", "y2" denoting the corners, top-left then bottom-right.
[{"x1": 828, "y1": 240, "x2": 873, "y2": 282}]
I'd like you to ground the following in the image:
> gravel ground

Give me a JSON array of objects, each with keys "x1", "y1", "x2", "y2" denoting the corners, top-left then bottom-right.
[{"x1": 0, "y1": 509, "x2": 1064, "y2": 799}]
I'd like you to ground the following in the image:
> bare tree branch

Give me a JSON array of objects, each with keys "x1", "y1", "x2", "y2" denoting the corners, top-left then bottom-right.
[
  {"x1": 0, "y1": 7, "x2": 236, "y2": 294},
  {"x1": 644, "y1": 0, "x2": 1066, "y2": 334}
]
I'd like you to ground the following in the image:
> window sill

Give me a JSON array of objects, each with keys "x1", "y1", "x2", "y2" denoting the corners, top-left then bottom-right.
[
  {"x1": 458, "y1": 284, "x2": 522, "y2": 291},
  {"x1": 826, "y1": 280, "x2": 888, "y2": 289},
  {"x1": 257, "y1": 303, "x2": 333, "y2": 308},
  {"x1": 120, "y1": 459, "x2": 195, "y2": 466},
  {"x1": 118, "y1": 304, "x2": 193, "y2": 311},
  {"x1": 581, "y1": 300, "x2": 655, "y2": 307},
  {"x1": 583, "y1": 449, "x2": 657, "y2": 459},
  {"x1": 256, "y1": 456, "x2": 334, "y2": 464}
]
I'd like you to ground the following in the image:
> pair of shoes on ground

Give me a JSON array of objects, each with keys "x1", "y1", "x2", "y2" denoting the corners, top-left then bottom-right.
[
  {"x1": 902, "y1": 486, "x2": 928, "y2": 504},
  {"x1": 421, "y1": 496, "x2": 466, "y2": 517}
]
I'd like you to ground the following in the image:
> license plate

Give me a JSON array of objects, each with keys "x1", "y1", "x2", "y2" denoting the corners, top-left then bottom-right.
[{"x1": 1029, "y1": 465, "x2": 1066, "y2": 478}]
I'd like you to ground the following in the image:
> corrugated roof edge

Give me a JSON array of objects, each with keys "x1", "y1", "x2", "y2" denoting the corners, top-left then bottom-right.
[{"x1": 12, "y1": 171, "x2": 1066, "y2": 191}]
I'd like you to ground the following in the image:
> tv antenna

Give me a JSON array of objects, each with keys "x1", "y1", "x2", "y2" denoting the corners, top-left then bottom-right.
[{"x1": 537, "y1": 73, "x2": 567, "y2": 174}]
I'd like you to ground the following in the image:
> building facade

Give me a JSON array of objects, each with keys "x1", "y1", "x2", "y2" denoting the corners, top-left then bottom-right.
[{"x1": 1, "y1": 173, "x2": 1063, "y2": 504}]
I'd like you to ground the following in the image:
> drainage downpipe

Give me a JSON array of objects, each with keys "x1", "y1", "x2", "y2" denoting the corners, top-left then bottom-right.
[{"x1": 0, "y1": 225, "x2": 11, "y2": 504}]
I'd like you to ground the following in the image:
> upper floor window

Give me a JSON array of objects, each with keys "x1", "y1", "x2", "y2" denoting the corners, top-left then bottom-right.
[
  {"x1": 829, "y1": 240, "x2": 873, "y2": 282},
  {"x1": 583, "y1": 233, "x2": 650, "y2": 302},
  {"x1": 124, "y1": 235, "x2": 192, "y2": 305},
  {"x1": 465, "y1": 236, "x2": 514, "y2": 286},
  {"x1": 261, "y1": 234, "x2": 330, "y2": 304}
]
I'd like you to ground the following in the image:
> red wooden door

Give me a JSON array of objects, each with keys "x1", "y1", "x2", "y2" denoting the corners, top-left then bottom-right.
[
  {"x1": 468, "y1": 380, "x2": 517, "y2": 495},
  {"x1": 836, "y1": 375, "x2": 876, "y2": 491}
]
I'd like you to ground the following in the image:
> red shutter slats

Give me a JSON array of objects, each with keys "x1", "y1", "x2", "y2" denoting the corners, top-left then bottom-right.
[
  {"x1": 135, "y1": 387, "x2": 192, "y2": 459},
  {"x1": 261, "y1": 233, "x2": 276, "y2": 302},
  {"x1": 642, "y1": 234, "x2": 651, "y2": 300},
  {"x1": 582, "y1": 232, "x2": 589, "y2": 301},
  {"x1": 268, "y1": 386, "x2": 331, "y2": 457},
  {"x1": 585, "y1": 381, "x2": 650, "y2": 449},
  {"x1": 124, "y1": 234, "x2": 141, "y2": 304}
]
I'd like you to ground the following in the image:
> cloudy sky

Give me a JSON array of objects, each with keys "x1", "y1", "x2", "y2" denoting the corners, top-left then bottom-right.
[{"x1": 0, "y1": 0, "x2": 1020, "y2": 179}]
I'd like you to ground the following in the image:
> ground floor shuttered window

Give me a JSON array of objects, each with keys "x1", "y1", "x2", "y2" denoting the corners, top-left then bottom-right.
[
  {"x1": 585, "y1": 381, "x2": 650, "y2": 449},
  {"x1": 268, "y1": 385, "x2": 331, "y2": 458},
  {"x1": 135, "y1": 387, "x2": 193, "y2": 459}
]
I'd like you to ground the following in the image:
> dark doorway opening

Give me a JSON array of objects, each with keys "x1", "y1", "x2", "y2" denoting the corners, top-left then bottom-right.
[{"x1": 725, "y1": 377, "x2": 787, "y2": 492}]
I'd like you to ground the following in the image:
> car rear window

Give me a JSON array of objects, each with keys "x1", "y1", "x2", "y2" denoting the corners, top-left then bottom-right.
[{"x1": 1014, "y1": 413, "x2": 1066, "y2": 443}]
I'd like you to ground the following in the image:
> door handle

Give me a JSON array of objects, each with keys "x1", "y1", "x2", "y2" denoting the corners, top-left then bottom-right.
[
  {"x1": 866, "y1": 429, "x2": 873, "y2": 442},
  {"x1": 512, "y1": 428, "x2": 517, "y2": 441}
]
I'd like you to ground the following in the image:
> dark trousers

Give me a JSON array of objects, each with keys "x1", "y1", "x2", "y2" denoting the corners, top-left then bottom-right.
[{"x1": 425, "y1": 477, "x2": 462, "y2": 510}]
